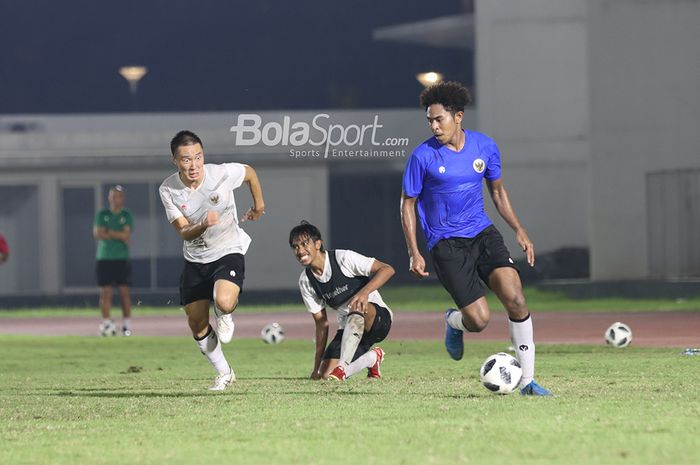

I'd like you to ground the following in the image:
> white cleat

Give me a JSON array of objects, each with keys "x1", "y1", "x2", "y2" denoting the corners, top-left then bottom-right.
[
  {"x1": 208, "y1": 368, "x2": 236, "y2": 391},
  {"x1": 213, "y1": 307, "x2": 235, "y2": 344}
]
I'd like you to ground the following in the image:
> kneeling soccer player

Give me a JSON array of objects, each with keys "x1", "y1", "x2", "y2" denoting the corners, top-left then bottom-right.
[{"x1": 289, "y1": 221, "x2": 395, "y2": 381}]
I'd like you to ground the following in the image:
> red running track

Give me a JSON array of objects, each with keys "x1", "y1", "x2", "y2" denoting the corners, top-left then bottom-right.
[{"x1": 1, "y1": 310, "x2": 698, "y2": 347}]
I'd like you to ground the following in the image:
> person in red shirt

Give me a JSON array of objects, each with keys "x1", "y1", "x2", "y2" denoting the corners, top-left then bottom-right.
[{"x1": 0, "y1": 233, "x2": 8, "y2": 264}]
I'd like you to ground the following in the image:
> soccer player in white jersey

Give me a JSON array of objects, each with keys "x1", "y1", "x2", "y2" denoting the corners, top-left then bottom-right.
[
  {"x1": 289, "y1": 221, "x2": 395, "y2": 381},
  {"x1": 159, "y1": 130, "x2": 265, "y2": 391}
]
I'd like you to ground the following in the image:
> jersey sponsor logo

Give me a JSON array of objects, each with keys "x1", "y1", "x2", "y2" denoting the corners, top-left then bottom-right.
[
  {"x1": 188, "y1": 237, "x2": 206, "y2": 248},
  {"x1": 473, "y1": 158, "x2": 485, "y2": 173},
  {"x1": 209, "y1": 194, "x2": 220, "y2": 205},
  {"x1": 322, "y1": 284, "x2": 349, "y2": 301},
  {"x1": 438, "y1": 166, "x2": 446, "y2": 174}
]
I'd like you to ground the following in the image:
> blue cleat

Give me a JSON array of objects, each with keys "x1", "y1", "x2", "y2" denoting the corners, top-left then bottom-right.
[
  {"x1": 444, "y1": 308, "x2": 464, "y2": 360},
  {"x1": 520, "y1": 380, "x2": 552, "y2": 396}
]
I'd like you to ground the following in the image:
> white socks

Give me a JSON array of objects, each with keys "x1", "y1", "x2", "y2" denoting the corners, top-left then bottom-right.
[
  {"x1": 509, "y1": 314, "x2": 535, "y2": 387},
  {"x1": 195, "y1": 326, "x2": 230, "y2": 375},
  {"x1": 447, "y1": 310, "x2": 467, "y2": 331},
  {"x1": 343, "y1": 349, "x2": 379, "y2": 378},
  {"x1": 340, "y1": 313, "x2": 365, "y2": 365}
]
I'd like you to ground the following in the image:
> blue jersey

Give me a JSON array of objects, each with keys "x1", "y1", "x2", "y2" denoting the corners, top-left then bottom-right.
[{"x1": 402, "y1": 130, "x2": 502, "y2": 250}]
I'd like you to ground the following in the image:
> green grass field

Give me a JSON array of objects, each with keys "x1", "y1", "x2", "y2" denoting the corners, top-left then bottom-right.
[
  {"x1": 1, "y1": 285, "x2": 699, "y2": 318},
  {"x1": 1, "y1": 335, "x2": 698, "y2": 465}
]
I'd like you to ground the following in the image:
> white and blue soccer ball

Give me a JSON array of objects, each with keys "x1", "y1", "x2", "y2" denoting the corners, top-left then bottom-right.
[
  {"x1": 479, "y1": 352, "x2": 523, "y2": 394},
  {"x1": 261, "y1": 322, "x2": 285, "y2": 344},
  {"x1": 605, "y1": 322, "x2": 632, "y2": 348}
]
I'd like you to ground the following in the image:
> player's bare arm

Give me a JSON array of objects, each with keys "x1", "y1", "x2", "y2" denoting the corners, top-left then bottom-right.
[
  {"x1": 486, "y1": 178, "x2": 535, "y2": 267},
  {"x1": 348, "y1": 259, "x2": 395, "y2": 313},
  {"x1": 107, "y1": 225, "x2": 131, "y2": 244},
  {"x1": 93, "y1": 225, "x2": 110, "y2": 241},
  {"x1": 400, "y1": 192, "x2": 429, "y2": 278},
  {"x1": 240, "y1": 164, "x2": 266, "y2": 222},
  {"x1": 311, "y1": 309, "x2": 329, "y2": 380},
  {"x1": 170, "y1": 211, "x2": 219, "y2": 241}
]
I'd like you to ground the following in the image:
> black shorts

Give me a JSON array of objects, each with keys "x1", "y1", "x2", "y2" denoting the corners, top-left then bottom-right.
[
  {"x1": 96, "y1": 260, "x2": 131, "y2": 286},
  {"x1": 180, "y1": 253, "x2": 245, "y2": 305},
  {"x1": 430, "y1": 225, "x2": 519, "y2": 308},
  {"x1": 323, "y1": 304, "x2": 392, "y2": 361}
]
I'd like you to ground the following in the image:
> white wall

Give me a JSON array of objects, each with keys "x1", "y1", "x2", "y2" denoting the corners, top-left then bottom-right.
[
  {"x1": 476, "y1": 0, "x2": 590, "y2": 259},
  {"x1": 587, "y1": 0, "x2": 700, "y2": 279}
]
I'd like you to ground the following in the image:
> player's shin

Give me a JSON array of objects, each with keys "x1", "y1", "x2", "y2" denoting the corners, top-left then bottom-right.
[
  {"x1": 340, "y1": 313, "x2": 365, "y2": 366},
  {"x1": 194, "y1": 325, "x2": 230, "y2": 375},
  {"x1": 508, "y1": 314, "x2": 535, "y2": 387},
  {"x1": 344, "y1": 349, "x2": 379, "y2": 377}
]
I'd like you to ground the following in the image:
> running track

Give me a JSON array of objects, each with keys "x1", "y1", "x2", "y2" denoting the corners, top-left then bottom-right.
[{"x1": 1, "y1": 311, "x2": 698, "y2": 347}]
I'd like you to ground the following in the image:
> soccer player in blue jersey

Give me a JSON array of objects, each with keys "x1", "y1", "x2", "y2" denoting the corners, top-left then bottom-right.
[{"x1": 400, "y1": 81, "x2": 551, "y2": 396}]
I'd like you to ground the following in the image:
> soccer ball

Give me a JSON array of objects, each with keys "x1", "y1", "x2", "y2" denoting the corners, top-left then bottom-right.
[
  {"x1": 605, "y1": 322, "x2": 632, "y2": 348},
  {"x1": 261, "y1": 322, "x2": 285, "y2": 344},
  {"x1": 99, "y1": 320, "x2": 116, "y2": 337},
  {"x1": 479, "y1": 352, "x2": 523, "y2": 394}
]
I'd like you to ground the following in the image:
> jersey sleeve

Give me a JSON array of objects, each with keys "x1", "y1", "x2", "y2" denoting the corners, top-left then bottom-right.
[
  {"x1": 298, "y1": 272, "x2": 324, "y2": 314},
  {"x1": 336, "y1": 249, "x2": 375, "y2": 277},
  {"x1": 402, "y1": 149, "x2": 425, "y2": 198},
  {"x1": 158, "y1": 185, "x2": 184, "y2": 223},
  {"x1": 483, "y1": 138, "x2": 502, "y2": 181},
  {"x1": 224, "y1": 163, "x2": 246, "y2": 190},
  {"x1": 93, "y1": 210, "x2": 106, "y2": 228}
]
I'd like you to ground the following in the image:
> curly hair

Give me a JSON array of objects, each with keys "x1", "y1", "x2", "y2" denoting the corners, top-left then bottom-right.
[
  {"x1": 419, "y1": 81, "x2": 472, "y2": 114},
  {"x1": 170, "y1": 130, "x2": 203, "y2": 156}
]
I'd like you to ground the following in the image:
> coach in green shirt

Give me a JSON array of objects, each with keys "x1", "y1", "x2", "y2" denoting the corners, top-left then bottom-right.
[{"x1": 93, "y1": 185, "x2": 133, "y2": 337}]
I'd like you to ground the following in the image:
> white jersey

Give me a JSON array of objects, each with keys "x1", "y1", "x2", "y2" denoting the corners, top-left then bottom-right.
[
  {"x1": 159, "y1": 163, "x2": 251, "y2": 263},
  {"x1": 298, "y1": 249, "x2": 392, "y2": 328}
]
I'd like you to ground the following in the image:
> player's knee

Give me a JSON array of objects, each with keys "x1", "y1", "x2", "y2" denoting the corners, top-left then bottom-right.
[
  {"x1": 464, "y1": 317, "x2": 488, "y2": 332},
  {"x1": 503, "y1": 293, "x2": 527, "y2": 315},
  {"x1": 214, "y1": 295, "x2": 238, "y2": 314},
  {"x1": 345, "y1": 312, "x2": 365, "y2": 332}
]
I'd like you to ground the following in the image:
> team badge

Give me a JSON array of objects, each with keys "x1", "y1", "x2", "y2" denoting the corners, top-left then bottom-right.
[
  {"x1": 473, "y1": 158, "x2": 485, "y2": 173},
  {"x1": 209, "y1": 194, "x2": 220, "y2": 205}
]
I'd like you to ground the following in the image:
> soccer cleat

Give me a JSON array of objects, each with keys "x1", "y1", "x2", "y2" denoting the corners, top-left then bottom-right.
[
  {"x1": 520, "y1": 380, "x2": 552, "y2": 396},
  {"x1": 444, "y1": 309, "x2": 464, "y2": 360},
  {"x1": 327, "y1": 365, "x2": 347, "y2": 381},
  {"x1": 367, "y1": 347, "x2": 385, "y2": 379},
  {"x1": 208, "y1": 368, "x2": 236, "y2": 391},
  {"x1": 99, "y1": 320, "x2": 116, "y2": 337},
  {"x1": 213, "y1": 306, "x2": 235, "y2": 344}
]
